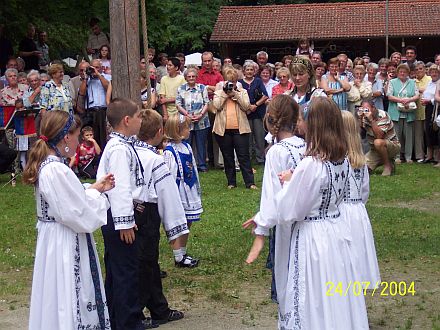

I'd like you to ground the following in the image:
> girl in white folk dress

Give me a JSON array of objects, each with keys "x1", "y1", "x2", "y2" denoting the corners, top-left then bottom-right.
[
  {"x1": 164, "y1": 114, "x2": 203, "y2": 268},
  {"x1": 23, "y1": 110, "x2": 115, "y2": 330},
  {"x1": 246, "y1": 94, "x2": 306, "y2": 302},
  {"x1": 245, "y1": 97, "x2": 369, "y2": 330},
  {"x1": 340, "y1": 111, "x2": 381, "y2": 284}
]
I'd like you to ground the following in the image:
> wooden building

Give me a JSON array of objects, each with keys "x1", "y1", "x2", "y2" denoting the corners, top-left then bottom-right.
[{"x1": 210, "y1": 0, "x2": 440, "y2": 63}]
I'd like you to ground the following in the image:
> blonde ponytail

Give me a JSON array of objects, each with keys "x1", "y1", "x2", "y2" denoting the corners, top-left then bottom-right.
[{"x1": 23, "y1": 139, "x2": 51, "y2": 185}]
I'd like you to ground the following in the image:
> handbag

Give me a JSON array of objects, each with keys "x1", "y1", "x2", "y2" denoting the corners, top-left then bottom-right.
[
  {"x1": 253, "y1": 87, "x2": 264, "y2": 102},
  {"x1": 397, "y1": 101, "x2": 417, "y2": 112},
  {"x1": 395, "y1": 79, "x2": 416, "y2": 112}
]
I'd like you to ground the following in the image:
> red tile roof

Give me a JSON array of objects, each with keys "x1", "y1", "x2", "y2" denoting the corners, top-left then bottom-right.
[{"x1": 210, "y1": 0, "x2": 440, "y2": 43}]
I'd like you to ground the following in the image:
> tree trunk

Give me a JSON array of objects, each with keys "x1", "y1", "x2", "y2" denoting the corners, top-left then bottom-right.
[{"x1": 109, "y1": 0, "x2": 141, "y2": 104}]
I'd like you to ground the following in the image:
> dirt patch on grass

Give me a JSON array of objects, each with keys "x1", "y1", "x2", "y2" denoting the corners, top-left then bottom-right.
[
  {"x1": 2, "y1": 260, "x2": 439, "y2": 330},
  {"x1": 1, "y1": 260, "x2": 439, "y2": 329},
  {"x1": 376, "y1": 192, "x2": 440, "y2": 215},
  {"x1": 367, "y1": 259, "x2": 440, "y2": 329}
]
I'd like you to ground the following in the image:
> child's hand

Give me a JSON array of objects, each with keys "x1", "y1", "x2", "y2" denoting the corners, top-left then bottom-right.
[
  {"x1": 278, "y1": 169, "x2": 293, "y2": 186},
  {"x1": 242, "y1": 217, "x2": 256, "y2": 231},
  {"x1": 120, "y1": 228, "x2": 135, "y2": 244},
  {"x1": 91, "y1": 173, "x2": 115, "y2": 193},
  {"x1": 246, "y1": 235, "x2": 265, "y2": 264}
]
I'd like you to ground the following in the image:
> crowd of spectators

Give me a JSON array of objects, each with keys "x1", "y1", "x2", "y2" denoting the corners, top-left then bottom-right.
[{"x1": 2, "y1": 20, "x2": 440, "y2": 187}]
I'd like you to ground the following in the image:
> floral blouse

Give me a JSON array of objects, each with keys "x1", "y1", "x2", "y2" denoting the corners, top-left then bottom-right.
[
  {"x1": 1, "y1": 84, "x2": 27, "y2": 106},
  {"x1": 40, "y1": 80, "x2": 73, "y2": 113}
]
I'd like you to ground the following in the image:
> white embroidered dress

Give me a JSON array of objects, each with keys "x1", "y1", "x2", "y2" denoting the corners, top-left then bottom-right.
[
  {"x1": 254, "y1": 136, "x2": 306, "y2": 300},
  {"x1": 266, "y1": 157, "x2": 369, "y2": 330},
  {"x1": 29, "y1": 156, "x2": 110, "y2": 330},
  {"x1": 340, "y1": 164, "x2": 381, "y2": 284},
  {"x1": 164, "y1": 142, "x2": 203, "y2": 222}
]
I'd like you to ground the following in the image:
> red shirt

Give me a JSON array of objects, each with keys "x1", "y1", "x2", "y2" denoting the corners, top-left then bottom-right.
[
  {"x1": 196, "y1": 68, "x2": 223, "y2": 99},
  {"x1": 272, "y1": 81, "x2": 294, "y2": 97},
  {"x1": 75, "y1": 142, "x2": 97, "y2": 166}
]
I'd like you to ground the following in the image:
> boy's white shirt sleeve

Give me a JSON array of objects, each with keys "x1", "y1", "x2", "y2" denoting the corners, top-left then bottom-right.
[
  {"x1": 151, "y1": 156, "x2": 189, "y2": 241},
  {"x1": 100, "y1": 146, "x2": 136, "y2": 230}
]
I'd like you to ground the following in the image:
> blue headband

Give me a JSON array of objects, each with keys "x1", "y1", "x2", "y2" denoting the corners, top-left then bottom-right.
[{"x1": 48, "y1": 113, "x2": 74, "y2": 148}]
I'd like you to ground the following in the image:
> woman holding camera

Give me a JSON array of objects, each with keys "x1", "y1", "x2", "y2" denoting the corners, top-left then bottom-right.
[
  {"x1": 239, "y1": 61, "x2": 268, "y2": 164},
  {"x1": 212, "y1": 67, "x2": 256, "y2": 189}
]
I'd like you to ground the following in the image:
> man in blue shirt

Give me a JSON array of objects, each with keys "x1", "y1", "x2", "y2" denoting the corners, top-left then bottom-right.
[{"x1": 79, "y1": 59, "x2": 111, "y2": 149}]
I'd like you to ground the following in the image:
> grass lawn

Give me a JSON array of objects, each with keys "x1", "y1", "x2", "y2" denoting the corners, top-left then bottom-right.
[{"x1": 0, "y1": 163, "x2": 439, "y2": 329}]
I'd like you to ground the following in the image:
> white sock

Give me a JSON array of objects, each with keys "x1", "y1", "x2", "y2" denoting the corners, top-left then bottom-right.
[
  {"x1": 180, "y1": 247, "x2": 187, "y2": 256},
  {"x1": 173, "y1": 249, "x2": 184, "y2": 262}
]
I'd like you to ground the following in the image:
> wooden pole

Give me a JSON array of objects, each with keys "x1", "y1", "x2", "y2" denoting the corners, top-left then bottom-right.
[
  {"x1": 109, "y1": 0, "x2": 141, "y2": 104},
  {"x1": 140, "y1": 0, "x2": 152, "y2": 108}
]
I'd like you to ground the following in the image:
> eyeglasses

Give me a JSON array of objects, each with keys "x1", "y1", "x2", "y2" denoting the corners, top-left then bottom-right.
[{"x1": 186, "y1": 75, "x2": 196, "y2": 78}]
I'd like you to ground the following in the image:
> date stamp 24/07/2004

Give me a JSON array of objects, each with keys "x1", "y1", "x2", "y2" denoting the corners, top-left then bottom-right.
[{"x1": 325, "y1": 281, "x2": 416, "y2": 297}]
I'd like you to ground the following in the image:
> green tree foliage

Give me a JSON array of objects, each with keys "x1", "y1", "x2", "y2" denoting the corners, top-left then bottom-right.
[
  {"x1": 0, "y1": 0, "x2": 103, "y2": 59},
  {"x1": 1, "y1": 0, "x2": 378, "y2": 58},
  {"x1": 144, "y1": 0, "x2": 223, "y2": 51}
]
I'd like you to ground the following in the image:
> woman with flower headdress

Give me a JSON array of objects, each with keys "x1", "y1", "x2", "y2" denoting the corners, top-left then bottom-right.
[
  {"x1": 287, "y1": 56, "x2": 326, "y2": 114},
  {"x1": 24, "y1": 110, "x2": 114, "y2": 329}
]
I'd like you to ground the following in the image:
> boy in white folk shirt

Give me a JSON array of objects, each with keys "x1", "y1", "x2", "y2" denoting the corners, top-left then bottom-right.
[
  {"x1": 133, "y1": 109, "x2": 187, "y2": 328},
  {"x1": 97, "y1": 98, "x2": 144, "y2": 330}
]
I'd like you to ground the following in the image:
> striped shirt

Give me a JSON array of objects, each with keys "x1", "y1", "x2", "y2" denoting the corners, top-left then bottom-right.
[{"x1": 364, "y1": 109, "x2": 399, "y2": 145}]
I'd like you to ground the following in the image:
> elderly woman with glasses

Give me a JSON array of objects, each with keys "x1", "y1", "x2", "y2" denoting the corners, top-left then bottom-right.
[
  {"x1": 1, "y1": 68, "x2": 27, "y2": 106},
  {"x1": 387, "y1": 63, "x2": 419, "y2": 163},
  {"x1": 176, "y1": 67, "x2": 210, "y2": 172},
  {"x1": 272, "y1": 67, "x2": 293, "y2": 97},
  {"x1": 23, "y1": 70, "x2": 43, "y2": 134},
  {"x1": 23, "y1": 70, "x2": 41, "y2": 107}
]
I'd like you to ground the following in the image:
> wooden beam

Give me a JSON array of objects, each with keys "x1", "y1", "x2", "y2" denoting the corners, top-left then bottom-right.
[{"x1": 109, "y1": 0, "x2": 141, "y2": 104}]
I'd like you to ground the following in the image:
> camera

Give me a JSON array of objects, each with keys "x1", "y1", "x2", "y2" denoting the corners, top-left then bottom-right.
[
  {"x1": 357, "y1": 107, "x2": 369, "y2": 116},
  {"x1": 223, "y1": 81, "x2": 234, "y2": 93},
  {"x1": 31, "y1": 103, "x2": 41, "y2": 111},
  {"x1": 86, "y1": 66, "x2": 96, "y2": 77}
]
